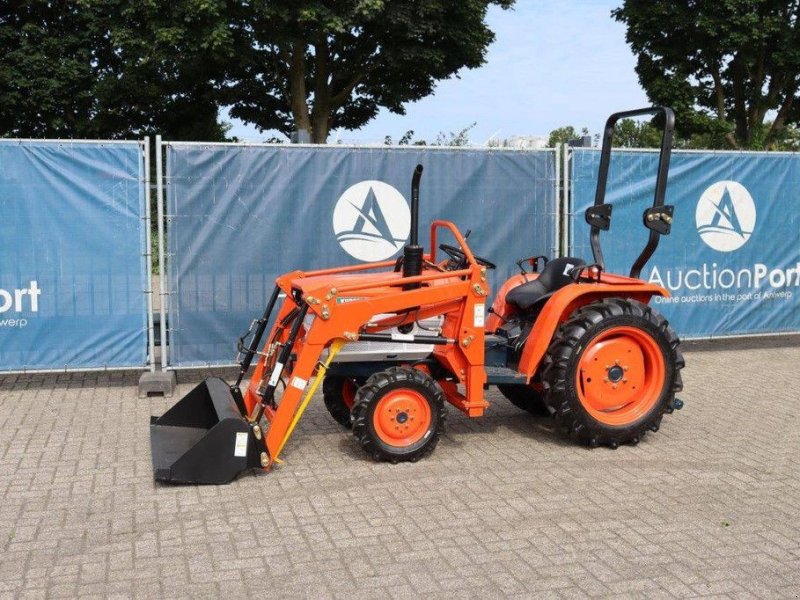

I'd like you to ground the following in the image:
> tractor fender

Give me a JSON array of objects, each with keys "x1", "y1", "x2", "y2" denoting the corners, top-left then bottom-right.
[{"x1": 517, "y1": 281, "x2": 669, "y2": 382}]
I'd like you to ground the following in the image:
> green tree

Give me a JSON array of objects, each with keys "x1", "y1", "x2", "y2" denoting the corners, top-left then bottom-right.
[
  {"x1": 90, "y1": 0, "x2": 237, "y2": 140},
  {"x1": 613, "y1": 118, "x2": 662, "y2": 148},
  {"x1": 398, "y1": 130, "x2": 416, "y2": 146},
  {"x1": 613, "y1": 1, "x2": 800, "y2": 149},
  {"x1": 547, "y1": 126, "x2": 589, "y2": 147},
  {"x1": 775, "y1": 123, "x2": 800, "y2": 150},
  {"x1": 384, "y1": 130, "x2": 424, "y2": 145},
  {"x1": 0, "y1": 1, "x2": 97, "y2": 137},
  {"x1": 0, "y1": 1, "x2": 235, "y2": 140},
  {"x1": 227, "y1": 0, "x2": 513, "y2": 143},
  {"x1": 384, "y1": 124, "x2": 476, "y2": 146},
  {"x1": 433, "y1": 122, "x2": 477, "y2": 146}
]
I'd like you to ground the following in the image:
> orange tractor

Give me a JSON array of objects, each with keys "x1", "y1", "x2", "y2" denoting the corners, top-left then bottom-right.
[{"x1": 151, "y1": 107, "x2": 684, "y2": 484}]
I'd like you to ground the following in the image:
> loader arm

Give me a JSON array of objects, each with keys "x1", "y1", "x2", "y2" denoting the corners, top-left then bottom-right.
[{"x1": 241, "y1": 220, "x2": 490, "y2": 466}]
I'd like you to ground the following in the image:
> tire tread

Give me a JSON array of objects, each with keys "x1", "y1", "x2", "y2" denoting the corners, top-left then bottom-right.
[{"x1": 541, "y1": 298, "x2": 683, "y2": 448}]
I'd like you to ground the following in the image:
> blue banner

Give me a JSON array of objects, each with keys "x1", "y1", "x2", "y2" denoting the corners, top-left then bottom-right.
[
  {"x1": 569, "y1": 149, "x2": 800, "y2": 338},
  {"x1": 166, "y1": 145, "x2": 558, "y2": 366},
  {"x1": 0, "y1": 141, "x2": 148, "y2": 370}
]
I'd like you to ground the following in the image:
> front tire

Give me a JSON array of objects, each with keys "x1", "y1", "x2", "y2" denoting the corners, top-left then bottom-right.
[
  {"x1": 541, "y1": 298, "x2": 684, "y2": 448},
  {"x1": 322, "y1": 375, "x2": 360, "y2": 429},
  {"x1": 352, "y1": 367, "x2": 446, "y2": 463}
]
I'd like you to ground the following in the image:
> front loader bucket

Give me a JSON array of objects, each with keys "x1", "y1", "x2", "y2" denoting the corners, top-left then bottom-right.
[{"x1": 150, "y1": 377, "x2": 261, "y2": 484}]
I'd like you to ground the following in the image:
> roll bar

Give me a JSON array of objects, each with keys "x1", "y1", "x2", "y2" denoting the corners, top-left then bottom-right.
[{"x1": 585, "y1": 106, "x2": 675, "y2": 279}]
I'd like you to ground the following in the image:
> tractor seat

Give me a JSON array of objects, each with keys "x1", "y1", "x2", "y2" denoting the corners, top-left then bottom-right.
[{"x1": 506, "y1": 257, "x2": 586, "y2": 310}]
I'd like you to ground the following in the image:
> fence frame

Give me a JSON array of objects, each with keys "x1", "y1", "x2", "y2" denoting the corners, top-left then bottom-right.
[
  {"x1": 158, "y1": 140, "x2": 562, "y2": 369},
  {"x1": 5, "y1": 139, "x2": 799, "y2": 375},
  {"x1": 143, "y1": 137, "x2": 157, "y2": 372},
  {"x1": 565, "y1": 145, "x2": 800, "y2": 249},
  {"x1": 564, "y1": 145, "x2": 800, "y2": 341},
  {"x1": 155, "y1": 135, "x2": 170, "y2": 370},
  {"x1": 0, "y1": 138, "x2": 153, "y2": 374}
]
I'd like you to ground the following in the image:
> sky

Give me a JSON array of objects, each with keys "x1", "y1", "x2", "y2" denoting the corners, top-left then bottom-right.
[{"x1": 226, "y1": 0, "x2": 649, "y2": 144}]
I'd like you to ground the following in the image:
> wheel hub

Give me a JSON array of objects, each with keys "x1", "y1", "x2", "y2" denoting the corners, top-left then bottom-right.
[
  {"x1": 607, "y1": 364, "x2": 625, "y2": 383},
  {"x1": 575, "y1": 326, "x2": 667, "y2": 425},
  {"x1": 372, "y1": 389, "x2": 431, "y2": 447}
]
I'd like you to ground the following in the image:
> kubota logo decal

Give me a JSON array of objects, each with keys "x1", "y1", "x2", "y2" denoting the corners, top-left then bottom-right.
[
  {"x1": 332, "y1": 180, "x2": 410, "y2": 262},
  {"x1": 696, "y1": 181, "x2": 756, "y2": 252}
]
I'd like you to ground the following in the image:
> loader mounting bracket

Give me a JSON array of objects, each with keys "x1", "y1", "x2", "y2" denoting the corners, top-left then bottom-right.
[
  {"x1": 643, "y1": 205, "x2": 674, "y2": 235},
  {"x1": 585, "y1": 203, "x2": 612, "y2": 231}
]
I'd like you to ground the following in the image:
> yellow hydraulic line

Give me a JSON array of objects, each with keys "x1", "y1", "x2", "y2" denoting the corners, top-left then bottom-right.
[{"x1": 272, "y1": 339, "x2": 347, "y2": 463}]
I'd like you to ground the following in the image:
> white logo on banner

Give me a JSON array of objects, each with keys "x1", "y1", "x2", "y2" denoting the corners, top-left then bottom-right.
[
  {"x1": 0, "y1": 280, "x2": 40, "y2": 328},
  {"x1": 696, "y1": 181, "x2": 756, "y2": 252},
  {"x1": 651, "y1": 178, "x2": 798, "y2": 317},
  {"x1": 332, "y1": 181, "x2": 411, "y2": 262}
]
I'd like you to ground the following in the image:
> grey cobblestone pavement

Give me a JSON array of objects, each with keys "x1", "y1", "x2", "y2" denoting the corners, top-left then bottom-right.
[{"x1": 1, "y1": 336, "x2": 799, "y2": 599}]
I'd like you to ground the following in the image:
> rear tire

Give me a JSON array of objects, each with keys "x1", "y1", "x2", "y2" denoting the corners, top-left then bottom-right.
[
  {"x1": 322, "y1": 375, "x2": 359, "y2": 429},
  {"x1": 541, "y1": 298, "x2": 683, "y2": 448},
  {"x1": 352, "y1": 367, "x2": 446, "y2": 463},
  {"x1": 497, "y1": 384, "x2": 549, "y2": 416}
]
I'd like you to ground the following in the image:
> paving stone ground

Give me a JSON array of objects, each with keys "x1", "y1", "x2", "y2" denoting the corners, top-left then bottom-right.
[{"x1": 1, "y1": 336, "x2": 799, "y2": 599}]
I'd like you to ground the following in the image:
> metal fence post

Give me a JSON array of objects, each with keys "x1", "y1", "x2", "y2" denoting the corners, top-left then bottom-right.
[
  {"x1": 562, "y1": 143, "x2": 571, "y2": 256},
  {"x1": 156, "y1": 135, "x2": 169, "y2": 369},
  {"x1": 554, "y1": 144, "x2": 561, "y2": 258},
  {"x1": 138, "y1": 136, "x2": 177, "y2": 396},
  {"x1": 143, "y1": 138, "x2": 156, "y2": 372}
]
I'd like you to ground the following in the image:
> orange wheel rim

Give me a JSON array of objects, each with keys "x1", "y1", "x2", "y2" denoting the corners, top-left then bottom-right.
[
  {"x1": 342, "y1": 379, "x2": 357, "y2": 409},
  {"x1": 372, "y1": 389, "x2": 431, "y2": 447},
  {"x1": 575, "y1": 326, "x2": 666, "y2": 426}
]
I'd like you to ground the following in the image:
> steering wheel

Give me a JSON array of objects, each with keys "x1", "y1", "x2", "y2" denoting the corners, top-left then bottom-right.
[{"x1": 439, "y1": 243, "x2": 496, "y2": 270}]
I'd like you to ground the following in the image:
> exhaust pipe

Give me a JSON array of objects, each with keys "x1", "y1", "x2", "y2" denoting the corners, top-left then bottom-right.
[
  {"x1": 409, "y1": 164, "x2": 423, "y2": 246},
  {"x1": 402, "y1": 164, "x2": 424, "y2": 287}
]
